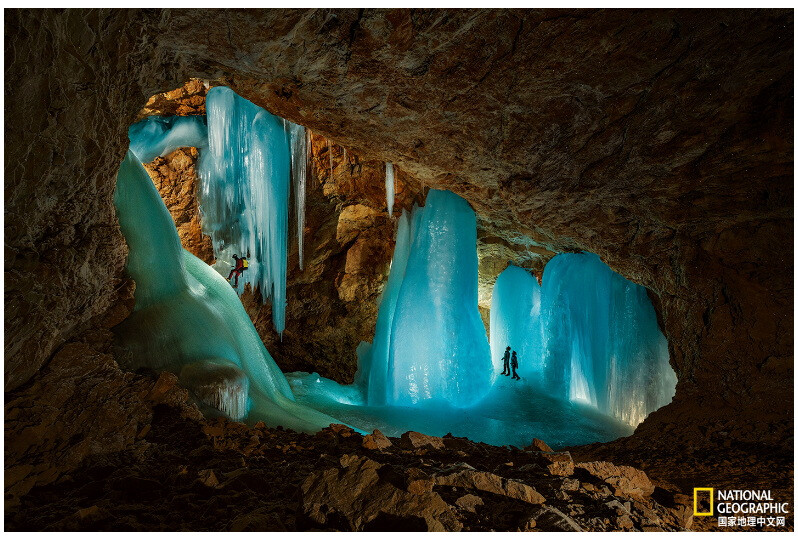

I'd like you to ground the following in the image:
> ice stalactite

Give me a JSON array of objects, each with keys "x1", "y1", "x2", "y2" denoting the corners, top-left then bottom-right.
[
  {"x1": 113, "y1": 150, "x2": 347, "y2": 432},
  {"x1": 287, "y1": 122, "x2": 308, "y2": 269},
  {"x1": 489, "y1": 265, "x2": 544, "y2": 376},
  {"x1": 128, "y1": 115, "x2": 208, "y2": 163},
  {"x1": 385, "y1": 162, "x2": 395, "y2": 217},
  {"x1": 198, "y1": 86, "x2": 291, "y2": 334},
  {"x1": 540, "y1": 253, "x2": 677, "y2": 426},
  {"x1": 360, "y1": 189, "x2": 492, "y2": 408}
]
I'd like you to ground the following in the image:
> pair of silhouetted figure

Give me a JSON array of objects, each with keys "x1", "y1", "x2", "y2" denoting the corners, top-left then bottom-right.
[{"x1": 500, "y1": 346, "x2": 520, "y2": 380}]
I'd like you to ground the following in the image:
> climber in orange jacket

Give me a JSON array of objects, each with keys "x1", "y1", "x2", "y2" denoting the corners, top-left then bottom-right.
[{"x1": 227, "y1": 254, "x2": 248, "y2": 287}]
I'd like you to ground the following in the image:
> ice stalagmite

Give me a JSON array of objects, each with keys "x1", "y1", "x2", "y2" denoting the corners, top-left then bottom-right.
[
  {"x1": 128, "y1": 115, "x2": 208, "y2": 163},
  {"x1": 385, "y1": 162, "x2": 395, "y2": 217},
  {"x1": 490, "y1": 265, "x2": 544, "y2": 376},
  {"x1": 363, "y1": 189, "x2": 492, "y2": 407},
  {"x1": 361, "y1": 209, "x2": 415, "y2": 405},
  {"x1": 287, "y1": 122, "x2": 308, "y2": 269},
  {"x1": 113, "y1": 150, "x2": 346, "y2": 432},
  {"x1": 198, "y1": 86, "x2": 291, "y2": 334},
  {"x1": 540, "y1": 253, "x2": 677, "y2": 426}
]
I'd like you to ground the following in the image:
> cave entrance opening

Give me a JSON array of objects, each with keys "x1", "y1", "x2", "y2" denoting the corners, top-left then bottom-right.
[{"x1": 116, "y1": 82, "x2": 672, "y2": 449}]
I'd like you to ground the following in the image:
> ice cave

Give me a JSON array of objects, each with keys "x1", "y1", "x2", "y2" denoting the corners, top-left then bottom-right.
[
  {"x1": 119, "y1": 86, "x2": 678, "y2": 449},
  {"x1": 7, "y1": 9, "x2": 792, "y2": 533}
]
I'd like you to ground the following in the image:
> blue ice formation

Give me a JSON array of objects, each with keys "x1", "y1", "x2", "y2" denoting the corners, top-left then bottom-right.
[
  {"x1": 128, "y1": 115, "x2": 208, "y2": 163},
  {"x1": 362, "y1": 209, "x2": 414, "y2": 405},
  {"x1": 127, "y1": 87, "x2": 307, "y2": 334},
  {"x1": 360, "y1": 189, "x2": 493, "y2": 408},
  {"x1": 113, "y1": 150, "x2": 344, "y2": 432},
  {"x1": 489, "y1": 265, "x2": 544, "y2": 376},
  {"x1": 198, "y1": 86, "x2": 305, "y2": 334},
  {"x1": 540, "y1": 252, "x2": 677, "y2": 426},
  {"x1": 385, "y1": 162, "x2": 395, "y2": 217}
]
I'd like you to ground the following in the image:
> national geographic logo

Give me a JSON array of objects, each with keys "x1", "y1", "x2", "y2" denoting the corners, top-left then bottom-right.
[
  {"x1": 694, "y1": 488, "x2": 790, "y2": 528},
  {"x1": 694, "y1": 488, "x2": 714, "y2": 516}
]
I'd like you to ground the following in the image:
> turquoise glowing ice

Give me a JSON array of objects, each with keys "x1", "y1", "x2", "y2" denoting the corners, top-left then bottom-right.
[
  {"x1": 198, "y1": 86, "x2": 294, "y2": 334},
  {"x1": 127, "y1": 87, "x2": 307, "y2": 335},
  {"x1": 489, "y1": 265, "x2": 544, "y2": 375},
  {"x1": 362, "y1": 189, "x2": 493, "y2": 408},
  {"x1": 128, "y1": 115, "x2": 208, "y2": 163},
  {"x1": 540, "y1": 252, "x2": 677, "y2": 426},
  {"x1": 113, "y1": 150, "x2": 345, "y2": 432}
]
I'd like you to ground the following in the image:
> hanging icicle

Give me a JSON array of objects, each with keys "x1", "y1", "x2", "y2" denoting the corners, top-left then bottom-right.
[
  {"x1": 385, "y1": 162, "x2": 395, "y2": 217},
  {"x1": 198, "y1": 86, "x2": 291, "y2": 334},
  {"x1": 287, "y1": 122, "x2": 307, "y2": 270}
]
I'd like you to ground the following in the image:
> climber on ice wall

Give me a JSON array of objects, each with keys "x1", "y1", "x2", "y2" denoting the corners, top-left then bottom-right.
[{"x1": 227, "y1": 254, "x2": 248, "y2": 287}]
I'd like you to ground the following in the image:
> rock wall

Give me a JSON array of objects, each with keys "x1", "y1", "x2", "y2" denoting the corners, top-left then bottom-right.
[
  {"x1": 145, "y1": 148, "x2": 215, "y2": 264},
  {"x1": 4, "y1": 9, "x2": 172, "y2": 391}
]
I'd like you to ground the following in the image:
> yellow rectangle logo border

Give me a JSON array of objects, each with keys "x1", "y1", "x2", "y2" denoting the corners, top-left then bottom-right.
[{"x1": 694, "y1": 487, "x2": 714, "y2": 516}]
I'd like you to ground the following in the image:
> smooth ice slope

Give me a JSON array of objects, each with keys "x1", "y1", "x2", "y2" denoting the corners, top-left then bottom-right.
[
  {"x1": 490, "y1": 265, "x2": 543, "y2": 376},
  {"x1": 541, "y1": 253, "x2": 677, "y2": 426},
  {"x1": 128, "y1": 115, "x2": 208, "y2": 163},
  {"x1": 198, "y1": 86, "x2": 292, "y2": 334},
  {"x1": 367, "y1": 190, "x2": 492, "y2": 408},
  {"x1": 113, "y1": 150, "x2": 345, "y2": 432}
]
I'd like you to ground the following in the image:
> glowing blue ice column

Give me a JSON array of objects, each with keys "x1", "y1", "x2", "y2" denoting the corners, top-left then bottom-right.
[
  {"x1": 128, "y1": 115, "x2": 208, "y2": 163},
  {"x1": 198, "y1": 86, "x2": 292, "y2": 334},
  {"x1": 540, "y1": 253, "x2": 676, "y2": 425},
  {"x1": 388, "y1": 190, "x2": 492, "y2": 407},
  {"x1": 114, "y1": 150, "x2": 347, "y2": 432},
  {"x1": 362, "y1": 209, "x2": 415, "y2": 405},
  {"x1": 489, "y1": 265, "x2": 543, "y2": 376}
]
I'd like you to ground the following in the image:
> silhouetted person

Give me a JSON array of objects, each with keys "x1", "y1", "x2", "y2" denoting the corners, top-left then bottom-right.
[
  {"x1": 511, "y1": 351, "x2": 520, "y2": 380},
  {"x1": 501, "y1": 346, "x2": 511, "y2": 375},
  {"x1": 227, "y1": 254, "x2": 248, "y2": 287}
]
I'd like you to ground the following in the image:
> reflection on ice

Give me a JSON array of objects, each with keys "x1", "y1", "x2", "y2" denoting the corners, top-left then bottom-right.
[{"x1": 286, "y1": 371, "x2": 633, "y2": 449}]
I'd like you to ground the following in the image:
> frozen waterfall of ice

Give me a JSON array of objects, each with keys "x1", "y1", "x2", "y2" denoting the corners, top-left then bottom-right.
[
  {"x1": 198, "y1": 86, "x2": 292, "y2": 334},
  {"x1": 128, "y1": 115, "x2": 208, "y2": 163},
  {"x1": 128, "y1": 88, "x2": 309, "y2": 334},
  {"x1": 113, "y1": 150, "x2": 347, "y2": 432},
  {"x1": 540, "y1": 252, "x2": 677, "y2": 426},
  {"x1": 385, "y1": 162, "x2": 395, "y2": 217},
  {"x1": 489, "y1": 265, "x2": 544, "y2": 376},
  {"x1": 359, "y1": 189, "x2": 493, "y2": 408}
]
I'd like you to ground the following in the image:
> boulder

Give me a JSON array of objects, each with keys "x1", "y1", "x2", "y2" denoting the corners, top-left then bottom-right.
[
  {"x1": 576, "y1": 461, "x2": 655, "y2": 498},
  {"x1": 300, "y1": 454, "x2": 461, "y2": 531},
  {"x1": 400, "y1": 431, "x2": 445, "y2": 450},
  {"x1": 362, "y1": 429, "x2": 392, "y2": 450},
  {"x1": 524, "y1": 506, "x2": 584, "y2": 531},
  {"x1": 434, "y1": 466, "x2": 545, "y2": 504},
  {"x1": 528, "y1": 438, "x2": 554, "y2": 452},
  {"x1": 455, "y1": 494, "x2": 484, "y2": 513}
]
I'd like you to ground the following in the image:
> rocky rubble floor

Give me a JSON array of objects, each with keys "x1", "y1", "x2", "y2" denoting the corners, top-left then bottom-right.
[{"x1": 7, "y1": 377, "x2": 698, "y2": 532}]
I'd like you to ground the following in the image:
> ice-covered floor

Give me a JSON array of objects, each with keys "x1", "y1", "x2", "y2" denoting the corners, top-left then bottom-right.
[{"x1": 286, "y1": 372, "x2": 634, "y2": 450}]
